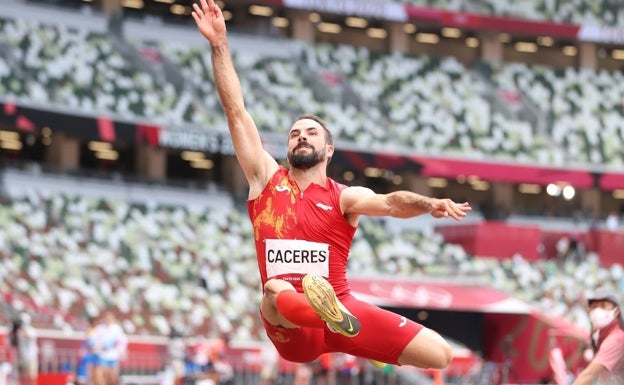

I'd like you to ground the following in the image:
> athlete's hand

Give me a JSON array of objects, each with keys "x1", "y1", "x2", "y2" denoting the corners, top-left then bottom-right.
[
  {"x1": 429, "y1": 199, "x2": 471, "y2": 220},
  {"x1": 192, "y1": 0, "x2": 227, "y2": 46}
]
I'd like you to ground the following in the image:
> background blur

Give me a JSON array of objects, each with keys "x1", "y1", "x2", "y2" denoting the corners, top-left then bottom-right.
[{"x1": 0, "y1": 0, "x2": 623, "y2": 384}]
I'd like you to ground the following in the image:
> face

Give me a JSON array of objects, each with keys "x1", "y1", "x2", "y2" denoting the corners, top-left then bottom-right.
[
  {"x1": 588, "y1": 300, "x2": 617, "y2": 312},
  {"x1": 104, "y1": 311, "x2": 115, "y2": 324},
  {"x1": 588, "y1": 300, "x2": 620, "y2": 329},
  {"x1": 287, "y1": 119, "x2": 333, "y2": 170}
]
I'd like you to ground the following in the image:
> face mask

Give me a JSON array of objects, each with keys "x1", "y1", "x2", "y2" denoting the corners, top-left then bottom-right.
[
  {"x1": 589, "y1": 308, "x2": 616, "y2": 329},
  {"x1": 583, "y1": 347, "x2": 594, "y2": 362}
]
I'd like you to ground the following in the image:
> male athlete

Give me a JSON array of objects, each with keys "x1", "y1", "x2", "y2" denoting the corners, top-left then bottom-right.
[{"x1": 192, "y1": 0, "x2": 472, "y2": 369}]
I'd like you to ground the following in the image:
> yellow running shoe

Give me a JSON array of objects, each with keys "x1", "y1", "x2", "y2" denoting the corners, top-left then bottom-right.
[
  {"x1": 302, "y1": 273, "x2": 361, "y2": 337},
  {"x1": 368, "y1": 359, "x2": 388, "y2": 369}
]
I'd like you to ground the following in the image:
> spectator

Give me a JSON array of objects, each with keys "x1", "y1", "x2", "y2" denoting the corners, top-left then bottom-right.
[
  {"x1": 606, "y1": 211, "x2": 620, "y2": 231},
  {"x1": 168, "y1": 328, "x2": 186, "y2": 385},
  {"x1": 555, "y1": 236, "x2": 570, "y2": 265},
  {"x1": 9, "y1": 315, "x2": 21, "y2": 375},
  {"x1": 16, "y1": 313, "x2": 38, "y2": 385},
  {"x1": 92, "y1": 311, "x2": 128, "y2": 385},
  {"x1": 314, "y1": 353, "x2": 334, "y2": 385},
  {"x1": 293, "y1": 363, "x2": 313, "y2": 385},
  {"x1": 212, "y1": 351, "x2": 234, "y2": 385},
  {"x1": 76, "y1": 316, "x2": 100, "y2": 385},
  {"x1": 259, "y1": 345, "x2": 278, "y2": 385},
  {"x1": 0, "y1": 362, "x2": 12, "y2": 385},
  {"x1": 571, "y1": 287, "x2": 624, "y2": 385}
]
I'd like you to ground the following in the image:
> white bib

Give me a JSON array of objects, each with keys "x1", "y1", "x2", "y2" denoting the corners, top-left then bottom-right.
[{"x1": 265, "y1": 239, "x2": 329, "y2": 279}]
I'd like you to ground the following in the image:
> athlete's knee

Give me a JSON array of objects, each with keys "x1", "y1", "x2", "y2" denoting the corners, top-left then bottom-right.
[
  {"x1": 263, "y1": 278, "x2": 296, "y2": 297},
  {"x1": 399, "y1": 329, "x2": 453, "y2": 369},
  {"x1": 261, "y1": 279, "x2": 297, "y2": 323},
  {"x1": 429, "y1": 342, "x2": 453, "y2": 369}
]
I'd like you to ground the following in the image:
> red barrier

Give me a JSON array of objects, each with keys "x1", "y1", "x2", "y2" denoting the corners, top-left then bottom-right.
[
  {"x1": 37, "y1": 373, "x2": 72, "y2": 385},
  {"x1": 586, "y1": 229, "x2": 624, "y2": 267},
  {"x1": 538, "y1": 228, "x2": 623, "y2": 266},
  {"x1": 437, "y1": 222, "x2": 541, "y2": 260}
]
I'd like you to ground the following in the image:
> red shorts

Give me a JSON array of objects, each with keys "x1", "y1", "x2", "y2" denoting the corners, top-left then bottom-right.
[{"x1": 261, "y1": 294, "x2": 424, "y2": 364}]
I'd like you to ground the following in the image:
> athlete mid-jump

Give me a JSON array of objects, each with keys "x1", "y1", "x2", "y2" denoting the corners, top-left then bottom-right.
[{"x1": 192, "y1": 0, "x2": 472, "y2": 368}]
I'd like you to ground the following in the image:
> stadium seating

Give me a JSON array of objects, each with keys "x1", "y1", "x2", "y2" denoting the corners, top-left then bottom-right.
[
  {"x1": 3, "y1": 13, "x2": 624, "y2": 169},
  {"x1": 369, "y1": 0, "x2": 624, "y2": 27},
  {"x1": 0, "y1": 16, "x2": 184, "y2": 124},
  {"x1": 1, "y1": 169, "x2": 622, "y2": 341},
  {"x1": 491, "y1": 62, "x2": 624, "y2": 167}
]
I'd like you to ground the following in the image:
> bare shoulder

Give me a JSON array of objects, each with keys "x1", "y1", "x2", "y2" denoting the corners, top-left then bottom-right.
[
  {"x1": 341, "y1": 185, "x2": 375, "y2": 199},
  {"x1": 247, "y1": 155, "x2": 281, "y2": 199},
  {"x1": 340, "y1": 185, "x2": 377, "y2": 212}
]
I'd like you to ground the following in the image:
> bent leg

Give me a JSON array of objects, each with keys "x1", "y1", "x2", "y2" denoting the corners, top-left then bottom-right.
[
  {"x1": 397, "y1": 327, "x2": 453, "y2": 369},
  {"x1": 261, "y1": 279, "x2": 326, "y2": 329},
  {"x1": 261, "y1": 279, "x2": 299, "y2": 327}
]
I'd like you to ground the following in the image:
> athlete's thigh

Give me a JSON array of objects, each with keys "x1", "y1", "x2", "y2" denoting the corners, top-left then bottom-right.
[
  {"x1": 326, "y1": 296, "x2": 423, "y2": 365},
  {"x1": 261, "y1": 310, "x2": 325, "y2": 363}
]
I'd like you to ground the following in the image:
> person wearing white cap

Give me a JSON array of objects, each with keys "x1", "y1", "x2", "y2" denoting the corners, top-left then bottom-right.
[{"x1": 572, "y1": 287, "x2": 624, "y2": 385}]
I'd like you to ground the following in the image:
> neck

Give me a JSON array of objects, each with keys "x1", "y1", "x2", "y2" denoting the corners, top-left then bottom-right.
[
  {"x1": 288, "y1": 165, "x2": 327, "y2": 189},
  {"x1": 596, "y1": 319, "x2": 620, "y2": 348}
]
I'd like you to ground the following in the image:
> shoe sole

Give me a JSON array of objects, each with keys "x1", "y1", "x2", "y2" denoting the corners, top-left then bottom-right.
[{"x1": 302, "y1": 273, "x2": 360, "y2": 337}]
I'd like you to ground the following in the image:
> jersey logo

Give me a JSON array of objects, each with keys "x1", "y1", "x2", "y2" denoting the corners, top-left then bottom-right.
[
  {"x1": 275, "y1": 185, "x2": 291, "y2": 192},
  {"x1": 316, "y1": 203, "x2": 333, "y2": 211},
  {"x1": 399, "y1": 316, "x2": 407, "y2": 328}
]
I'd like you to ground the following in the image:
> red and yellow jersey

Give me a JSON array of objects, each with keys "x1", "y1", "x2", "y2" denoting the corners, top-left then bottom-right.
[{"x1": 247, "y1": 167, "x2": 356, "y2": 298}]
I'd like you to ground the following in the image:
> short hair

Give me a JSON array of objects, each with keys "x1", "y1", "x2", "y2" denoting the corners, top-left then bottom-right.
[{"x1": 296, "y1": 114, "x2": 333, "y2": 146}]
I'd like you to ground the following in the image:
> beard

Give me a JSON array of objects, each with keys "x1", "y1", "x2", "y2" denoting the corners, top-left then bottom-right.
[{"x1": 288, "y1": 143, "x2": 325, "y2": 169}]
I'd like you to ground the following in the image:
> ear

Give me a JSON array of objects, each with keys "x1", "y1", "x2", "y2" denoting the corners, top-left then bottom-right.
[{"x1": 326, "y1": 145, "x2": 334, "y2": 164}]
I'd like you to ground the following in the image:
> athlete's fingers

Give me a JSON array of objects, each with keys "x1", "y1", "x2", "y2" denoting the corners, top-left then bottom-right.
[
  {"x1": 192, "y1": 4, "x2": 202, "y2": 22},
  {"x1": 446, "y1": 208, "x2": 460, "y2": 220},
  {"x1": 446, "y1": 202, "x2": 467, "y2": 220},
  {"x1": 460, "y1": 204, "x2": 472, "y2": 214},
  {"x1": 453, "y1": 202, "x2": 467, "y2": 214}
]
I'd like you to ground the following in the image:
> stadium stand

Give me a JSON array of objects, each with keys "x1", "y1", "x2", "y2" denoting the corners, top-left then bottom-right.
[
  {"x1": 4, "y1": 10, "x2": 624, "y2": 170},
  {"x1": 1, "y1": 165, "x2": 622, "y2": 337},
  {"x1": 407, "y1": 0, "x2": 624, "y2": 26}
]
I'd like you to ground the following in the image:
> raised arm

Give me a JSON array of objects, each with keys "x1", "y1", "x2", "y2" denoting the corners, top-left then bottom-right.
[
  {"x1": 192, "y1": 0, "x2": 278, "y2": 194},
  {"x1": 340, "y1": 186, "x2": 471, "y2": 224}
]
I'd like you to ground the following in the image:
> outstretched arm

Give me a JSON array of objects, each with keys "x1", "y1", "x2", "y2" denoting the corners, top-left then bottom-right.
[
  {"x1": 192, "y1": 0, "x2": 277, "y2": 194},
  {"x1": 571, "y1": 361, "x2": 604, "y2": 385},
  {"x1": 341, "y1": 186, "x2": 471, "y2": 221}
]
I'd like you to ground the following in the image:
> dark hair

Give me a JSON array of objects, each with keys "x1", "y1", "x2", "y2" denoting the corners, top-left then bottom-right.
[{"x1": 296, "y1": 114, "x2": 333, "y2": 146}]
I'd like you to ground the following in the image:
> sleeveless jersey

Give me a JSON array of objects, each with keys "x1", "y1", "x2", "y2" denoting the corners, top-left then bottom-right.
[{"x1": 247, "y1": 167, "x2": 356, "y2": 298}]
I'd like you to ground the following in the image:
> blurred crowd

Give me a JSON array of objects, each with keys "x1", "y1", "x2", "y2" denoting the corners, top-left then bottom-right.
[
  {"x1": 0, "y1": 187, "x2": 621, "y2": 342},
  {"x1": 2, "y1": 13, "x2": 624, "y2": 169}
]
